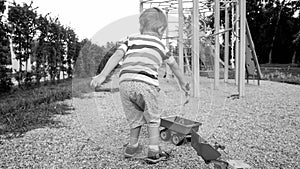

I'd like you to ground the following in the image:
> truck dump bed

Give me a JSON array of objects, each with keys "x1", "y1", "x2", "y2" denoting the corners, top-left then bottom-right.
[{"x1": 160, "y1": 116, "x2": 201, "y2": 135}]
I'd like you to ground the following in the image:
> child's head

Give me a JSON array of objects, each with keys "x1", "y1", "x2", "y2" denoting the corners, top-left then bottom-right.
[{"x1": 139, "y1": 7, "x2": 167, "y2": 38}]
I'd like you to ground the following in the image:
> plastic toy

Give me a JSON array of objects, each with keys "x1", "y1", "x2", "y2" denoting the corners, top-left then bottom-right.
[
  {"x1": 159, "y1": 116, "x2": 201, "y2": 146},
  {"x1": 159, "y1": 116, "x2": 251, "y2": 169}
]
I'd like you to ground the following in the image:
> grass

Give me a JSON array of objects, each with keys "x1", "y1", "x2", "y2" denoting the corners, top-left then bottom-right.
[
  {"x1": 261, "y1": 64, "x2": 300, "y2": 84},
  {"x1": 0, "y1": 75, "x2": 114, "y2": 137},
  {"x1": 0, "y1": 79, "x2": 73, "y2": 136}
]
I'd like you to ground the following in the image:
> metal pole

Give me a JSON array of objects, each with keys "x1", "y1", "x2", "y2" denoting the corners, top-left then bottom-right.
[
  {"x1": 235, "y1": 1, "x2": 239, "y2": 85},
  {"x1": 231, "y1": 3, "x2": 235, "y2": 71},
  {"x1": 178, "y1": 0, "x2": 184, "y2": 73},
  {"x1": 140, "y1": 0, "x2": 143, "y2": 13},
  {"x1": 214, "y1": 0, "x2": 220, "y2": 89},
  {"x1": 192, "y1": 0, "x2": 200, "y2": 97},
  {"x1": 165, "y1": 9, "x2": 171, "y2": 79},
  {"x1": 246, "y1": 20, "x2": 263, "y2": 80},
  {"x1": 224, "y1": 3, "x2": 229, "y2": 82},
  {"x1": 239, "y1": 0, "x2": 246, "y2": 97}
]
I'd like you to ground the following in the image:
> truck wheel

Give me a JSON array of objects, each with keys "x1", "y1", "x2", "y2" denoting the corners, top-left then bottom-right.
[
  {"x1": 160, "y1": 129, "x2": 171, "y2": 141},
  {"x1": 171, "y1": 134, "x2": 184, "y2": 146}
]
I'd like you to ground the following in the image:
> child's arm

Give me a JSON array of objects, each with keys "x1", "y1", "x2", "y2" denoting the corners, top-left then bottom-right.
[
  {"x1": 90, "y1": 49, "x2": 124, "y2": 88},
  {"x1": 167, "y1": 61, "x2": 190, "y2": 94}
]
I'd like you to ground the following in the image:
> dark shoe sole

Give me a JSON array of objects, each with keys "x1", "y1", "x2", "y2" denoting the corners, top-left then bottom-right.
[
  {"x1": 124, "y1": 144, "x2": 143, "y2": 159},
  {"x1": 145, "y1": 150, "x2": 170, "y2": 164},
  {"x1": 144, "y1": 157, "x2": 167, "y2": 164}
]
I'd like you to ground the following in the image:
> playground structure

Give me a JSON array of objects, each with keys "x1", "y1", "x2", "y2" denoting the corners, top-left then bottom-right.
[{"x1": 140, "y1": 0, "x2": 262, "y2": 98}]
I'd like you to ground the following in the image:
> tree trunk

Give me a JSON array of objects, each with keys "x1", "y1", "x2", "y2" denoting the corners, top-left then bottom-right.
[
  {"x1": 25, "y1": 47, "x2": 29, "y2": 86},
  {"x1": 44, "y1": 56, "x2": 47, "y2": 84},
  {"x1": 57, "y1": 64, "x2": 60, "y2": 83},
  {"x1": 292, "y1": 51, "x2": 297, "y2": 64},
  {"x1": 18, "y1": 40, "x2": 22, "y2": 88},
  {"x1": 51, "y1": 48, "x2": 57, "y2": 84},
  {"x1": 18, "y1": 59, "x2": 22, "y2": 88},
  {"x1": 36, "y1": 56, "x2": 41, "y2": 86},
  {"x1": 25, "y1": 44, "x2": 28, "y2": 73},
  {"x1": 268, "y1": 0, "x2": 285, "y2": 64}
]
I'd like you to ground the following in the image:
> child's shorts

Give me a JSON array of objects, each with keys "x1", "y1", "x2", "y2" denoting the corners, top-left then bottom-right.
[{"x1": 119, "y1": 81, "x2": 161, "y2": 129}]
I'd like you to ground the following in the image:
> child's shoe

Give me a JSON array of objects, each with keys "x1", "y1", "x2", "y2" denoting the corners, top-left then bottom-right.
[
  {"x1": 124, "y1": 143, "x2": 143, "y2": 158},
  {"x1": 145, "y1": 147, "x2": 170, "y2": 164}
]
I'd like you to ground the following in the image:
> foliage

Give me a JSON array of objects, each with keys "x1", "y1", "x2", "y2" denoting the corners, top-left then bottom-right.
[
  {"x1": 0, "y1": 0, "x2": 83, "y2": 93},
  {"x1": 73, "y1": 39, "x2": 111, "y2": 78},
  {"x1": 204, "y1": 0, "x2": 300, "y2": 64},
  {"x1": 33, "y1": 13, "x2": 51, "y2": 85},
  {"x1": 247, "y1": 0, "x2": 300, "y2": 64},
  {"x1": 0, "y1": 0, "x2": 13, "y2": 92},
  {"x1": 8, "y1": 1, "x2": 37, "y2": 86},
  {"x1": 46, "y1": 17, "x2": 66, "y2": 83},
  {"x1": 96, "y1": 44, "x2": 119, "y2": 75},
  {"x1": 291, "y1": 28, "x2": 300, "y2": 64},
  {"x1": 65, "y1": 27, "x2": 79, "y2": 78}
]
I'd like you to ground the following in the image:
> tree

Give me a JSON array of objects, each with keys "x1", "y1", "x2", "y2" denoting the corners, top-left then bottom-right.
[
  {"x1": 73, "y1": 39, "x2": 89, "y2": 78},
  {"x1": 268, "y1": 0, "x2": 287, "y2": 64},
  {"x1": 73, "y1": 39, "x2": 106, "y2": 78},
  {"x1": 292, "y1": 30, "x2": 300, "y2": 64},
  {"x1": 0, "y1": 0, "x2": 13, "y2": 92},
  {"x1": 247, "y1": 0, "x2": 300, "y2": 64},
  {"x1": 32, "y1": 13, "x2": 49, "y2": 85},
  {"x1": 55, "y1": 24, "x2": 67, "y2": 82},
  {"x1": 8, "y1": 1, "x2": 37, "y2": 87},
  {"x1": 96, "y1": 45, "x2": 119, "y2": 75},
  {"x1": 290, "y1": 1, "x2": 300, "y2": 64},
  {"x1": 65, "y1": 27, "x2": 79, "y2": 79},
  {"x1": 46, "y1": 17, "x2": 67, "y2": 83}
]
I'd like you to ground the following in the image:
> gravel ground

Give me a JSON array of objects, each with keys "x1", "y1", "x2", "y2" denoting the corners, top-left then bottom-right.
[{"x1": 0, "y1": 73, "x2": 299, "y2": 169}]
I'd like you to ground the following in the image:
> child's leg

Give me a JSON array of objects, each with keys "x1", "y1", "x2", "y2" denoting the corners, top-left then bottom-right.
[
  {"x1": 120, "y1": 82, "x2": 147, "y2": 146},
  {"x1": 142, "y1": 84, "x2": 171, "y2": 163},
  {"x1": 120, "y1": 82, "x2": 147, "y2": 158},
  {"x1": 129, "y1": 126, "x2": 141, "y2": 146},
  {"x1": 148, "y1": 123, "x2": 160, "y2": 150},
  {"x1": 147, "y1": 122, "x2": 170, "y2": 164},
  {"x1": 142, "y1": 85, "x2": 161, "y2": 152},
  {"x1": 124, "y1": 125, "x2": 143, "y2": 158}
]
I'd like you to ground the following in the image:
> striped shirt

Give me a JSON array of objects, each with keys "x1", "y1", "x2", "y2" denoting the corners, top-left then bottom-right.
[{"x1": 118, "y1": 34, "x2": 175, "y2": 87}]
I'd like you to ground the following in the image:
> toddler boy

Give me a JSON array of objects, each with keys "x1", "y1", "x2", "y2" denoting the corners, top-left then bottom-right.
[{"x1": 90, "y1": 7, "x2": 189, "y2": 164}]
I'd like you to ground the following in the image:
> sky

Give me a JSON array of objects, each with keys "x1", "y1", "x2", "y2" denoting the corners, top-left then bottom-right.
[{"x1": 11, "y1": 0, "x2": 140, "y2": 40}]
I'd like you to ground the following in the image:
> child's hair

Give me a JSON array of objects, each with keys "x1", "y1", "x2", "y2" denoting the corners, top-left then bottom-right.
[{"x1": 139, "y1": 7, "x2": 168, "y2": 35}]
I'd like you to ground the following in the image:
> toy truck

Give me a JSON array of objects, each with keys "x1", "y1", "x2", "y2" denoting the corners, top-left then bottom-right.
[
  {"x1": 159, "y1": 116, "x2": 201, "y2": 146},
  {"x1": 159, "y1": 116, "x2": 251, "y2": 169}
]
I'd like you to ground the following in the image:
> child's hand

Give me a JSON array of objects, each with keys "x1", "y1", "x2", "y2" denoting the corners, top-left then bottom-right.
[
  {"x1": 181, "y1": 82, "x2": 190, "y2": 106},
  {"x1": 180, "y1": 82, "x2": 190, "y2": 96},
  {"x1": 90, "y1": 75, "x2": 106, "y2": 88}
]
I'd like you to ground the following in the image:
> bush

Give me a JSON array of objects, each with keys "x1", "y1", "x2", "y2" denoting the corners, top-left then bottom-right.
[{"x1": 0, "y1": 67, "x2": 13, "y2": 93}]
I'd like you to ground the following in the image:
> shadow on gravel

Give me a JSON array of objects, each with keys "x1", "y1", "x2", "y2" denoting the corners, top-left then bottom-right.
[
  {"x1": 94, "y1": 87, "x2": 119, "y2": 93},
  {"x1": 72, "y1": 77, "x2": 95, "y2": 98},
  {"x1": 0, "y1": 102, "x2": 74, "y2": 140}
]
